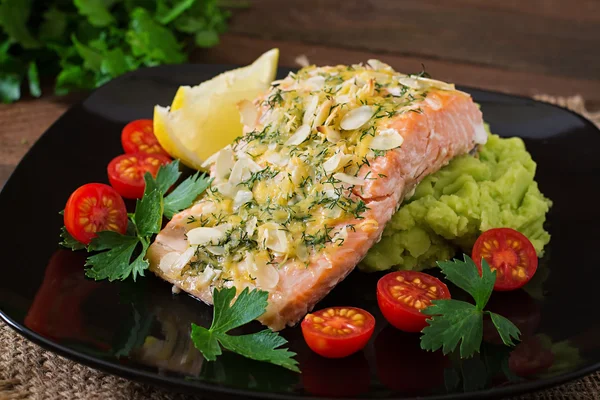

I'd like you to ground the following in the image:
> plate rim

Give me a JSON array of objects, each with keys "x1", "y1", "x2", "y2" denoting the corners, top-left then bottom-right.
[{"x1": 1, "y1": 63, "x2": 599, "y2": 400}]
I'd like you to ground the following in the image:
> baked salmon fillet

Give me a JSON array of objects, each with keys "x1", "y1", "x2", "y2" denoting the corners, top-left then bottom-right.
[{"x1": 147, "y1": 60, "x2": 487, "y2": 331}]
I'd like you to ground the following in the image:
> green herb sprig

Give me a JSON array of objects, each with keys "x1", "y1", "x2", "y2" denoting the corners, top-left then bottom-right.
[
  {"x1": 0, "y1": 0, "x2": 234, "y2": 103},
  {"x1": 191, "y1": 286, "x2": 300, "y2": 372},
  {"x1": 59, "y1": 160, "x2": 211, "y2": 281},
  {"x1": 420, "y1": 255, "x2": 521, "y2": 358}
]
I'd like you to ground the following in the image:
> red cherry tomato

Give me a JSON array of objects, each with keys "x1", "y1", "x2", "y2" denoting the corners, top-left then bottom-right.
[
  {"x1": 121, "y1": 119, "x2": 170, "y2": 157},
  {"x1": 301, "y1": 307, "x2": 375, "y2": 358},
  {"x1": 509, "y1": 336, "x2": 554, "y2": 377},
  {"x1": 377, "y1": 271, "x2": 451, "y2": 332},
  {"x1": 472, "y1": 228, "x2": 538, "y2": 291},
  {"x1": 107, "y1": 152, "x2": 171, "y2": 199},
  {"x1": 64, "y1": 183, "x2": 128, "y2": 245}
]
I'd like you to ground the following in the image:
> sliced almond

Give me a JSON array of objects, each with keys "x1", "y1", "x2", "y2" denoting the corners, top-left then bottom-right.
[
  {"x1": 333, "y1": 172, "x2": 365, "y2": 186},
  {"x1": 317, "y1": 125, "x2": 341, "y2": 143},
  {"x1": 370, "y1": 128, "x2": 404, "y2": 150},
  {"x1": 285, "y1": 124, "x2": 311, "y2": 146},
  {"x1": 238, "y1": 99, "x2": 258, "y2": 130},
  {"x1": 335, "y1": 94, "x2": 351, "y2": 105},
  {"x1": 340, "y1": 105, "x2": 375, "y2": 131},
  {"x1": 323, "y1": 151, "x2": 353, "y2": 173},
  {"x1": 385, "y1": 86, "x2": 403, "y2": 97},
  {"x1": 312, "y1": 99, "x2": 332, "y2": 129},
  {"x1": 425, "y1": 95, "x2": 442, "y2": 110},
  {"x1": 295, "y1": 242, "x2": 309, "y2": 262},
  {"x1": 215, "y1": 182, "x2": 236, "y2": 198},
  {"x1": 159, "y1": 252, "x2": 181, "y2": 274},
  {"x1": 305, "y1": 75, "x2": 326, "y2": 91},
  {"x1": 159, "y1": 246, "x2": 196, "y2": 274},
  {"x1": 356, "y1": 79, "x2": 375, "y2": 99},
  {"x1": 284, "y1": 114, "x2": 297, "y2": 132},
  {"x1": 302, "y1": 95, "x2": 319, "y2": 125},
  {"x1": 265, "y1": 151, "x2": 289, "y2": 166},
  {"x1": 367, "y1": 59, "x2": 393, "y2": 72},
  {"x1": 234, "y1": 189, "x2": 254, "y2": 210},
  {"x1": 247, "y1": 253, "x2": 279, "y2": 289},
  {"x1": 214, "y1": 147, "x2": 234, "y2": 180},
  {"x1": 398, "y1": 77, "x2": 420, "y2": 89},
  {"x1": 187, "y1": 224, "x2": 231, "y2": 246},
  {"x1": 228, "y1": 157, "x2": 262, "y2": 186},
  {"x1": 245, "y1": 216, "x2": 258, "y2": 237},
  {"x1": 416, "y1": 77, "x2": 455, "y2": 91},
  {"x1": 201, "y1": 146, "x2": 226, "y2": 169},
  {"x1": 258, "y1": 222, "x2": 289, "y2": 253},
  {"x1": 197, "y1": 266, "x2": 221, "y2": 287},
  {"x1": 324, "y1": 106, "x2": 339, "y2": 126},
  {"x1": 206, "y1": 246, "x2": 226, "y2": 256}
]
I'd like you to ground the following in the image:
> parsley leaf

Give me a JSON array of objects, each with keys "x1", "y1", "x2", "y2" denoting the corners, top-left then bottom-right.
[
  {"x1": 155, "y1": 159, "x2": 182, "y2": 193},
  {"x1": 156, "y1": 0, "x2": 196, "y2": 25},
  {"x1": 59, "y1": 226, "x2": 86, "y2": 251},
  {"x1": 38, "y1": 7, "x2": 68, "y2": 42},
  {"x1": 74, "y1": 0, "x2": 116, "y2": 27},
  {"x1": 487, "y1": 312, "x2": 521, "y2": 347},
  {"x1": 191, "y1": 287, "x2": 299, "y2": 372},
  {"x1": 164, "y1": 172, "x2": 211, "y2": 219},
  {"x1": 211, "y1": 287, "x2": 268, "y2": 331},
  {"x1": 421, "y1": 300, "x2": 483, "y2": 358},
  {"x1": 0, "y1": 0, "x2": 231, "y2": 102},
  {"x1": 218, "y1": 330, "x2": 299, "y2": 371},
  {"x1": 0, "y1": 0, "x2": 39, "y2": 49},
  {"x1": 191, "y1": 325, "x2": 222, "y2": 360},
  {"x1": 0, "y1": 40, "x2": 22, "y2": 104},
  {"x1": 420, "y1": 255, "x2": 521, "y2": 358},
  {"x1": 126, "y1": 8, "x2": 186, "y2": 65},
  {"x1": 63, "y1": 160, "x2": 210, "y2": 281},
  {"x1": 134, "y1": 173, "x2": 164, "y2": 236},
  {"x1": 27, "y1": 62, "x2": 40, "y2": 98},
  {"x1": 85, "y1": 232, "x2": 141, "y2": 281},
  {"x1": 72, "y1": 34, "x2": 104, "y2": 72},
  {"x1": 438, "y1": 255, "x2": 494, "y2": 310}
]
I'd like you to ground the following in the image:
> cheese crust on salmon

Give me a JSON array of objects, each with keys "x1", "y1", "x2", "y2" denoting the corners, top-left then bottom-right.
[{"x1": 147, "y1": 60, "x2": 486, "y2": 331}]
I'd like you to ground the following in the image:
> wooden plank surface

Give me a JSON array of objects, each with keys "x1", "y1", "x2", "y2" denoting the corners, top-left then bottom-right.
[
  {"x1": 226, "y1": 0, "x2": 600, "y2": 80},
  {"x1": 1, "y1": 4, "x2": 600, "y2": 398},
  {"x1": 199, "y1": 34, "x2": 600, "y2": 105},
  {"x1": 2, "y1": 1, "x2": 600, "y2": 186}
]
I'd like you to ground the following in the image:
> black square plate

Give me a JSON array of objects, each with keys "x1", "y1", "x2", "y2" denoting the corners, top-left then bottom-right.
[{"x1": 1, "y1": 64, "x2": 599, "y2": 399}]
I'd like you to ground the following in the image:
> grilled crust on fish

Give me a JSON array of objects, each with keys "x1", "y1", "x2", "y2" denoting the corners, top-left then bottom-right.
[{"x1": 147, "y1": 61, "x2": 486, "y2": 331}]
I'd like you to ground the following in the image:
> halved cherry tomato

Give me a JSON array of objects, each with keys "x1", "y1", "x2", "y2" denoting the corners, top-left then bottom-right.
[
  {"x1": 121, "y1": 119, "x2": 170, "y2": 157},
  {"x1": 377, "y1": 271, "x2": 450, "y2": 332},
  {"x1": 301, "y1": 307, "x2": 375, "y2": 358},
  {"x1": 107, "y1": 152, "x2": 171, "y2": 199},
  {"x1": 64, "y1": 183, "x2": 128, "y2": 245},
  {"x1": 472, "y1": 228, "x2": 538, "y2": 291},
  {"x1": 509, "y1": 336, "x2": 554, "y2": 377}
]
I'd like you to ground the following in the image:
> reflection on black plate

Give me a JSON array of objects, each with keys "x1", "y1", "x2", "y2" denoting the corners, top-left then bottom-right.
[{"x1": 1, "y1": 64, "x2": 599, "y2": 399}]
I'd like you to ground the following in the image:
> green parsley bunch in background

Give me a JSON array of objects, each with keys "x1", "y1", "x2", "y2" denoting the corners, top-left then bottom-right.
[{"x1": 0, "y1": 0, "x2": 237, "y2": 103}]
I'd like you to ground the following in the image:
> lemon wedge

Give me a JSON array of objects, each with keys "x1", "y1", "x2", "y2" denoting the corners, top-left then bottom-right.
[{"x1": 153, "y1": 48, "x2": 279, "y2": 170}]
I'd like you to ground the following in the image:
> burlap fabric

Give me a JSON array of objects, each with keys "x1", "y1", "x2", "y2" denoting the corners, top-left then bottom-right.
[{"x1": 1, "y1": 98, "x2": 599, "y2": 400}]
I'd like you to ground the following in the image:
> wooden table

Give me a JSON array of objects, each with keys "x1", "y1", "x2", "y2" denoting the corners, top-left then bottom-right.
[
  {"x1": 2, "y1": 1, "x2": 599, "y2": 186},
  {"x1": 0, "y1": 1, "x2": 599, "y2": 398}
]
